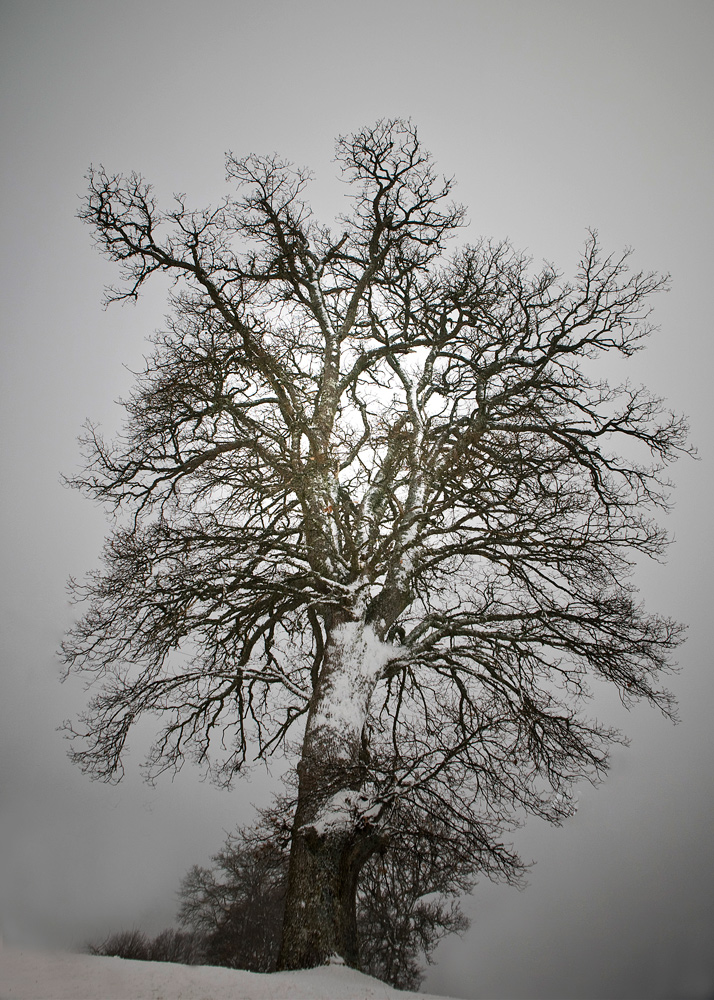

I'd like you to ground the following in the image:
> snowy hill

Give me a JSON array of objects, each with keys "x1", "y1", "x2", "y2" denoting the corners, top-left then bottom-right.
[{"x1": 0, "y1": 943, "x2": 455, "y2": 1000}]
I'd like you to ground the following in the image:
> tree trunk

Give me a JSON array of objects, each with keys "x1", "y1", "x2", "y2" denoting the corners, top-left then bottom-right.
[
  {"x1": 277, "y1": 612, "x2": 390, "y2": 970},
  {"x1": 278, "y1": 801, "x2": 381, "y2": 969}
]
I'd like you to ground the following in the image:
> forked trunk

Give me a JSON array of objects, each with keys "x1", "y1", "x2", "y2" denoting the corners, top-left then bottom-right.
[
  {"x1": 278, "y1": 796, "x2": 381, "y2": 968},
  {"x1": 277, "y1": 614, "x2": 390, "y2": 970}
]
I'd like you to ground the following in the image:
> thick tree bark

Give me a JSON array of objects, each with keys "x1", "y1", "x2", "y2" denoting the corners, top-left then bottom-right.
[
  {"x1": 277, "y1": 613, "x2": 389, "y2": 969},
  {"x1": 278, "y1": 798, "x2": 381, "y2": 969}
]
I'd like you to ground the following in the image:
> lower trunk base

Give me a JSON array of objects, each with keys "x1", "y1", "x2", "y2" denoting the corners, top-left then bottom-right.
[{"x1": 277, "y1": 825, "x2": 380, "y2": 970}]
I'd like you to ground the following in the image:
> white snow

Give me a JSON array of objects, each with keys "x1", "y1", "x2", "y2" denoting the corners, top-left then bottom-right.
[
  {"x1": 0, "y1": 942, "x2": 454, "y2": 1000},
  {"x1": 311, "y1": 622, "x2": 394, "y2": 737},
  {"x1": 303, "y1": 788, "x2": 385, "y2": 838},
  {"x1": 305, "y1": 788, "x2": 364, "y2": 836}
]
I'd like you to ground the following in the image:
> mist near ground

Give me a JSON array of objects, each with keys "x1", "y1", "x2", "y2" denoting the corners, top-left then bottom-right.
[{"x1": 1, "y1": 3, "x2": 712, "y2": 998}]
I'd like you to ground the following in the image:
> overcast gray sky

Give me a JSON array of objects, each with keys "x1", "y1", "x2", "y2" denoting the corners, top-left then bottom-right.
[{"x1": 1, "y1": 2, "x2": 712, "y2": 998}]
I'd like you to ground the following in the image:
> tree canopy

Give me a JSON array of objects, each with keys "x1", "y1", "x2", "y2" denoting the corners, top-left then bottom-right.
[{"x1": 63, "y1": 119, "x2": 689, "y2": 970}]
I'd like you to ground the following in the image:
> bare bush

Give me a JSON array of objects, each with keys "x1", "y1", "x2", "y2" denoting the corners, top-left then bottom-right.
[
  {"x1": 148, "y1": 927, "x2": 206, "y2": 964},
  {"x1": 88, "y1": 928, "x2": 150, "y2": 961},
  {"x1": 89, "y1": 926, "x2": 206, "y2": 965}
]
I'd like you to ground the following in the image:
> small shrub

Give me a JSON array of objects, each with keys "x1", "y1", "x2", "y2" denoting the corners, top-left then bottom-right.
[
  {"x1": 89, "y1": 928, "x2": 150, "y2": 961},
  {"x1": 88, "y1": 926, "x2": 206, "y2": 965},
  {"x1": 148, "y1": 927, "x2": 206, "y2": 964}
]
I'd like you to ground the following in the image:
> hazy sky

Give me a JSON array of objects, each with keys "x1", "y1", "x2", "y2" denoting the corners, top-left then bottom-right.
[{"x1": 1, "y1": 3, "x2": 712, "y2": 998}]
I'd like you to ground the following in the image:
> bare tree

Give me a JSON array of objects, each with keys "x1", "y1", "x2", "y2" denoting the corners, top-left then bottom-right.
[
  {"x1": 178, "y1": 808, "x2": 289, "y2": 973},
  {"x1": 356, "y1": 799, "x2": 473, "y2": 990},
  {"x1": 63, "y1": 119, "x2": 689, "y2": 971},
  {"x1": 177, "y1": 798, "x2": 473, "y2": 990}
]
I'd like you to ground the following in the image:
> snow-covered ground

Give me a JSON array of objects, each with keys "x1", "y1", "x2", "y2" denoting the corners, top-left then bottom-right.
[{"x1": 0, "y1": 943, "x2": 454, "y2": 1000}]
